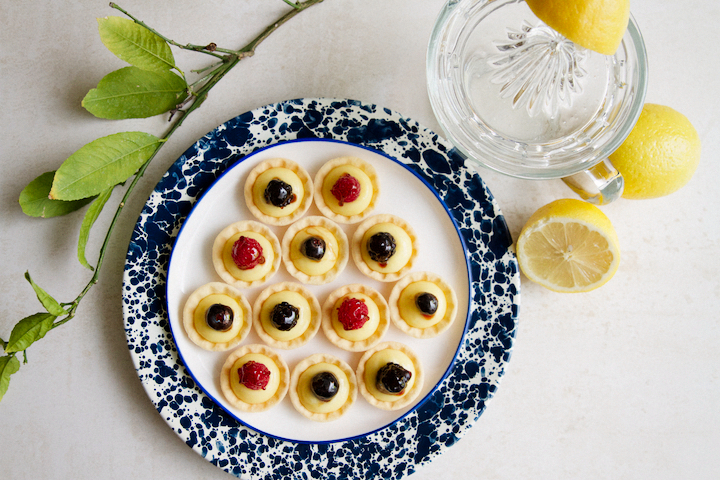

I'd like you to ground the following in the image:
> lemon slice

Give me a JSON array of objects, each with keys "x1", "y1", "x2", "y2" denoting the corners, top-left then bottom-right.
[
  {"x1": 525, "y1": 0, "x2": 630, "y2": 55},
  {"x1": 516, "y1": 199, "x2": 620, "y2": 292}
]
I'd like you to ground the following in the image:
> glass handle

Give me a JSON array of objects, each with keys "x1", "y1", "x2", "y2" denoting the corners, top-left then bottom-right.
[{"x1": 562, "y1": 159, "x2": 624, "y2": 205}]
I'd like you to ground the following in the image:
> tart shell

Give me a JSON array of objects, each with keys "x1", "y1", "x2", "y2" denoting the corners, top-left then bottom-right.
[
  {"x1": 321, "y1": 284, "x2": 389, "y2": 352},
  {"x1": 313, "y1": 156, "x2": 379, "y2": 224},
  {"x1": 388, "y1": 271, "x2": 459, "y2": 338},
  {"x1": 244, "y1": 158, "x2": 313, "y2": 226},
  {"x1": 220, "y1": 344, "x2": 289, "y2": 412},
  {"x1": 356, "y1": 341, "x2": 424, "y2": 411},
  {"x1": 351, "y1": 214, "x2": 418, "y2": 282},
  {"x1": 281, "y1": 216, "x2": 349, "y2": 285},
  {"x1": 212, "y1": 220, "x2": 281, "y2": 288},
  {"x1": 289, "y1": 353, "x2": 357, "y2": 422},
  {"x1": 252, "y1": 282, "x2": 322, "y2": 349},
  {"x1": 182, "y1": 282, "x2": 252, "y2": 351}
]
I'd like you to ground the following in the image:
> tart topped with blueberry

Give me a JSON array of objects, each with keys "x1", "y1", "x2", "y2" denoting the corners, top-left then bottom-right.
[
  {"x1": 282, "y1": 216, "x2": 349, "y2": 285},
  {"x1": 289, "y1": 353, "x2": 357, "y2": 422},
  {"x1": 314, "y1": 156, "x2": 379, "y2": 224},
  {"x1": 220, "y1": 344, "x2": 289, "y2": 412},
  {"x1": 212, "y1": 220, "x2": 281, "y2": 288},
  {"x1": 252, "y1": 282, "x2": 321, "y2": 349},
  {"x1": 244, "y1": 158, "x2": 313, "y2": 226},
  {"x1": 321, "y1": 284, "x2": 389, "y2": 352},
  {"x1": 356, "y1": 341, "x2": 424, "y2": 411},
  {"x1": 352, "y1": 214, "x2": 418, "y2": 282},
  {"x1": 182, "y1": 282, "x2": 252, "y2": 351},
  {"x1": 388, "y1": 271, "x2": 458, "y2": 338}
]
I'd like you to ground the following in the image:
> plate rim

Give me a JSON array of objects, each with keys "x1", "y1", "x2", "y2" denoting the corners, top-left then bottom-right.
[{"x1": 122, "y1": 97, "x2": 520, "y2": 480}]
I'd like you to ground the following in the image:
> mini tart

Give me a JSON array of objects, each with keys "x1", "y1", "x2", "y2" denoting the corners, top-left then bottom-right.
[
  {"x1": 281, "y1": 216, "x2": 349, "y2": 285},
  {"x1": 356, "y1": 341, "x2": 424, "y2": 411},
  {"x1": 182, "y1": 282, "x2": 252, "y2": 351},
  {"x1": 220, "y1": 344, "x2": 289, "y2": 412},
  {"x1": 212, "y1": 220, "x2": 281, "y2": 288},
  {"x1": 289, "y1": 353, "x2": 357, "y2": 422},
  {"x1": 252, "y1": 282, "x2": 321, "y2": 349},
  {"x1": 244, "y1": 158, "x2": 313, "y2": 226},
  {"x1": 388, "y1": 271, "x2": 459, "y2": 339},
  {"x1": 321, "y1": 284, "x2": 389, "y2": 352},
  {"x1": 352, "y1": 214, "x2": 418, "y2": 282},
  {"x1": 313, "y1": 156, "x2": 379, "y2": 224}
]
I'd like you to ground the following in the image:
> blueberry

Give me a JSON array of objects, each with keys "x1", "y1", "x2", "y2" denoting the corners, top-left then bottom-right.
[
  {"x1": 205, "y1": 304, "x2": 233, "y2": 331},
  {"x1": 367, "y1": 232, "x2": 396, "y2": 263},
  {"x1": 264, "y1": 178, "x2": 295, "y2": 207},
  {"x1": 376, "y1": 362, "x2": 412, "y2": 395},
  {"x1": 302, "y1": 236, "x2": 326, "y2": 260},
  {"x1": 415, "y1": 292, "x2": 439, "y2": 315},
  {"x1": 270, "y1": 301, "x2": 299, "y2": 331},
  {"x1": 311, "y1": 371, "x2": 339, "y2": 401}
]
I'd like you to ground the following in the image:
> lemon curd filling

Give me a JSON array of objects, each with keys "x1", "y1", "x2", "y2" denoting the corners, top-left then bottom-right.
[
  {"x1": 222, "y1": 231, "x2": 275, "y2": 282},
  {"x1": 331, "y1": 293, "x2": 380, "y2": 341},
  {"x1": 289, "y1": 226, "x2": 339, "y2": 276},
  {"x1": 364, "y1": 349, "x2": 415, "y2": 403},
  {"x1": 297, "y1": 362, "x2": 349, "y2": 414},
  {"x1": 193, "y1": 294, "x2": 244, "y2": 342},
  {"x1": 230, "y1": 353, "x2": 280, "y2": 404},
  {"x1": 397, "y1": 281, "x2": 447, "y2": 329},
  {"x1": 259, "y1": 290, "x2": 312, "y2": 342},
  {"x1": 361, "y1": 223, "x2": 413, "y2": 274},
  {"x1": 252, "y1": 167, "x2": 304, "y2": 218},
  {"x1": 322, "y1": 165, "x2": 373, "y2": 216}
]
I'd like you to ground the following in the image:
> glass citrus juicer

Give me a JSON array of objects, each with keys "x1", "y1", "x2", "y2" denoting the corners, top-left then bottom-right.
[{"x1": 427, "y1": 0, "x2": 648, "y2": 204}]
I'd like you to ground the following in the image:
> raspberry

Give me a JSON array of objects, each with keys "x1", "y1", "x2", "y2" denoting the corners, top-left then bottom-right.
[
  {"x1": 330, "y1": 173, "x2": 361, "y2": 206},
  {"x1": 237, "y1": 360, "x2": 270, "y2": 390},
  {"x1": 337, "y1": 297, "x2": 369, "y2": 330},
  {"x1": 231, "y1": 236, "x2": 265, "y2": 270}
]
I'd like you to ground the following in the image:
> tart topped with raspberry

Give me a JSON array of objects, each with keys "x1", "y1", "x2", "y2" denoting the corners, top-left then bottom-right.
[
  {"x1": 252, "y1": 282, "x2": 321, "y2": 350},
  {"x1": 321, "y1": 284, "x2": 389, "y2": 352},
  {"x1": 356, "y1": 341, "x2": 424, "y2": 411},
  {"x1": 182, "y1": 282, "x2": 252, "y2": 351},
  {"x1": 352, "y1": 214, "x2": 418, "y2": 282},
  {"x1": 388, "y1": 271, "x2": 458, "y2": 338},
  {"x1": 220, "y1": 344, "x2": 289, "y2": 412},
  {"x1": 282, "y1": 216, "x2": 349, "y2": 285},
  {"x1": 212, "y1": 220, "x2": 281, "y2": 288},
  {"x1": 314, "y1": 156, "x2": 379, "y2": 224},
  {"x1": 244, "y1": 158, "x2": 313, "y2": 226},
  {"x1": 289, "y1": 353, "x2": 357, "y2": 422}
]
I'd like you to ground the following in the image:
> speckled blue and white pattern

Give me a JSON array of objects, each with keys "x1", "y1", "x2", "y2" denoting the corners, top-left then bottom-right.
[{"x1": 122, "y1": 98, "x2": 519, "y2": 479}]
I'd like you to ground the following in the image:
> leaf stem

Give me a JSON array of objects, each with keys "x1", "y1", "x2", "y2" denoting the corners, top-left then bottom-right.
[{"x1": 109, "y1": 3, "x2": 230, "y2": 58}]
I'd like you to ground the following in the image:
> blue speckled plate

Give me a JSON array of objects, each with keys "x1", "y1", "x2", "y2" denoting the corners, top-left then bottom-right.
[{"x1": 122, "y1": 98, "x2": 519, "y2": 479}]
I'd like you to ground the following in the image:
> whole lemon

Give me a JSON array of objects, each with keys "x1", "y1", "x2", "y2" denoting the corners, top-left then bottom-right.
[
  {"x1": 525, "y1": 0, "x2": 629, "y2": 55},
  {"x1": 609, "y1": 104, "x2": 702, "y2": 199}
]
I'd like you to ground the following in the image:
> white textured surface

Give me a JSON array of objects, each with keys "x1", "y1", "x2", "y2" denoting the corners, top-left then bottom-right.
[{"x1": 1, "y1": 1, "x2": 719, "y2": 479}]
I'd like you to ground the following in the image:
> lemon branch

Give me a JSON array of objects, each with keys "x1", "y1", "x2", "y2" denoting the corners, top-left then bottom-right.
[{"x1": 2, "y1": 0, "x2": 325, "y2": 403}]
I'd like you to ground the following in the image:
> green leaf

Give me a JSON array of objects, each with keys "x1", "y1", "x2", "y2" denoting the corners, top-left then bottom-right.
[
  {"x1": 82, "y1": 67, "x2": 188, "y2": 120},
  {"x1": 5, "y1": 313, "x2": 56, "y2": 354},
  {"x1": 24, "y1": 272, "x2": 68, "y2": 316},
  {"x1": 98, "y1": 16, "x2": 175, "y2": 71},
  {"x1": 49, "y1": 132, "x2": 160, "y2": 201},
  {"x1": 0, "y1": 354, "x2": 21, "y2": 402},
  {"x1": 78, "y1": 186, "x2": 114, "y2": 270},
  {"x1": 19, "y1": 171, "x2": 94, "y2": 218}
]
